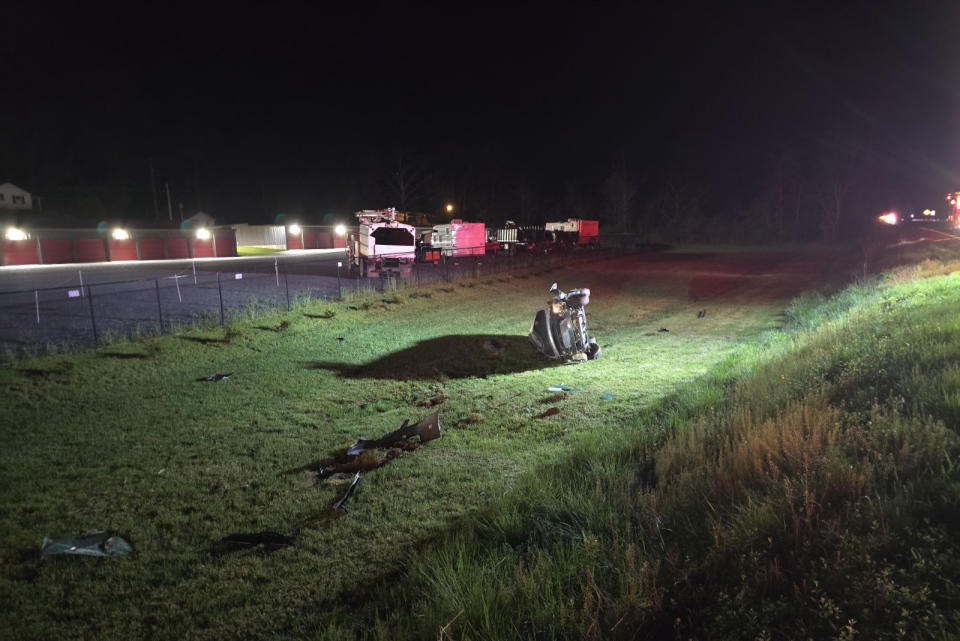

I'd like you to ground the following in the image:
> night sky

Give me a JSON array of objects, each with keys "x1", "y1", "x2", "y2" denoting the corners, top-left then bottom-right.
[{"x1": 2, "y1": 1, "x2": 958, "y2": 232}]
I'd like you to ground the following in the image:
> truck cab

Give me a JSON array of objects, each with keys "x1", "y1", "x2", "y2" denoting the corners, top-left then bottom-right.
[{"x1": 347, "y1": 208, "x2": 417, "y2": 278}]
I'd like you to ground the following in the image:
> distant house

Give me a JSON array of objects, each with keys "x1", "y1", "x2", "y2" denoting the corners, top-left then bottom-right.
[
  {"x1": 0, "y1": 183, "x2": 33, "y2": 210},
  {"x1": 183, "y1": 211, "x2": 215, "y2": 228}
]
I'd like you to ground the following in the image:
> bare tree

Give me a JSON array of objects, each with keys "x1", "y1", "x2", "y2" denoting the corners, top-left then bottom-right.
[
  {"x1": 388, "y1": 150, "x2": 433, "y2": 212},
  {"x1": 816, "y1": 177, "x2": 848, "y2": 242},
  {"x1": 602, "y1": 166, "x2": 638, "y2": 233}
]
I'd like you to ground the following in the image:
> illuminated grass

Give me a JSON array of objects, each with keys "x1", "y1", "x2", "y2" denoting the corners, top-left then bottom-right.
[
  {"x1": 0, "y1": 247, "x2": 860, "y2": 641},
  {"x1": 236, "y1": 245, "x2": 285, "y2": 255},
  {"x1": 343, "y1": 255, "x2": 960, "y2": 640}
]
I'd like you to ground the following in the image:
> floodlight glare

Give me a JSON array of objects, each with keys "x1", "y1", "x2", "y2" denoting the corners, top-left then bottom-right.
[
  {"x1": 289, "y1": 223, "x2": 301, "y2": 235},
  {"x1": 5, "y1": 227, "x2": 27, "y2": 241},
  {"x1": 112, "y1": 228, "x2": 130, "y2": 240},
  {"x1": 196, "y1": 227, "x2": 211, "y2": 240},
  {"x1": 334, "y1": 224, "x2": 346, "y2": 236},
  {"x1": 445, "y1": 203, "x2": 454, "y2": 213},
  {"x1": 877, "y1": 212, "x2": 898, "y2": 225}
]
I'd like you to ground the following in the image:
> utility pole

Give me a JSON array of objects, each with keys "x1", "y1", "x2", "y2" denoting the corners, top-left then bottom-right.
[
  {"x1": 178, "y1": 202, "x2": 184, "y2": 222},
  {"x1": 165, "y1": 183, "x2": 173, "y2": 221},
  {"x1": 149, "y1": 158, "x2": 159, "y2": 221}
]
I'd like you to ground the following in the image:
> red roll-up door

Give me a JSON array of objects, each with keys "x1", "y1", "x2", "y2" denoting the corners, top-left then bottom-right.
[
  {"x1": 192, "y1": 238, "x2": 214, "y2": 258},
  {"x1": 40, "y1": 238, "x2": 74, "y2": 263},
  {"x1": 138, "y1": 238, "x2": 165, "y2": 260},
  {"x1": 1, "y1": 239, "x2": 40, "y2": 265},
  {"x1": 109, "y1": 239, "x2": 137, "y2": 261},
  {"x1": 214, "y1": 232, "x2": 236, "y2": 257},
  {"x1": 166, "y1": 237, "x2": 190, "y2": 259}
]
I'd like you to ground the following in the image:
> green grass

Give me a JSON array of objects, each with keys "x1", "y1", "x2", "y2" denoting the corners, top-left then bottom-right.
[
  {"x1": 0, "y1": 249, "x2": 810, "y2": 641},
  {"x1": 237, "y1": 245, "x2": 285, "y2": 255},
  {"x1": 5, "y1": 244, "x2": 944, "y2": 640},
  {"x1": 329, "y1": 252, "x2": 960, "y2": 640}
]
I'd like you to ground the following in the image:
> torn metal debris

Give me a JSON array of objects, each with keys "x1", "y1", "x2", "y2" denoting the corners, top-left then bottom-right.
[
  {"x1": 41, "y1": 532, "x2": 133, "y2": 558},
  {"x1": 333, "y1": 472, "x2": 361, "y2": 513},
  {"x1": 197, "y1": 373, "x2": 232, "y2": 382},
  {"x1": 346, "y1": 410, "x2": 441, "y2": 456},
  {"x1": 216, "y1": 531, "x2": 297, "y2": 552}
]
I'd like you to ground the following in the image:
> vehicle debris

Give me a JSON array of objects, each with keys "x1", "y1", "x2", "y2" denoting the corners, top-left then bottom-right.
[
  {"x1": 658, "y1": 327, "x2": 669, "y2": 332},
  {"x1": 547, "y1": 384, "x2": 577, "y2": 392},
  {"x1": 529, "y1": 283, "x2": 601, "y2": 361},
  {"x1": 601, "y1": 392, "x2": 616, "y2": 400},
  {"x1": 197, "y1": 372, "x2": 232, "y2": 382},
  {"x1": 538, "y1": 407, "x2": 560, "y2": 418},
  {"x1": 416, "y1": 393, "x2": 450, "y2": 407},
  {"x1": 216, "y1": 531, "x2": 297, "y2": 552},
  {"x1": 334, "y1": 472, "x2": 361, "y2": 512},
  {"x1": 346, "y1": 410, "x2": 441, "y2": 456},
  {"x1": 41, "y1": 532, "x2": 133, "y2": 558},
  {"x1": 697, "y1": 309, "x2": 706, "y2": 318}
]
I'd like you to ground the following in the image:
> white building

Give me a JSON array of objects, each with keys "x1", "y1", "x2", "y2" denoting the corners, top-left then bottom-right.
[{"x1": 0, "y1": 183, "x2": 32, "y2": 210}]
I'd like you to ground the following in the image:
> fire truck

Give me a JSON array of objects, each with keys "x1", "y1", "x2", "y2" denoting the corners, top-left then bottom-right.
[{"x1": 346, "y1": 208, "x2": 417, "y2": 278}]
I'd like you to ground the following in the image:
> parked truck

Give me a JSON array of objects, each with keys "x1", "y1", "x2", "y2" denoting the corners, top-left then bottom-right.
[
  {"x1": 417, "y1": 219, "x2": 486, "y2": 263},
  {"x1": 347, "y1": 208, "x2": 417, "y2": 278},
  {"x1": 495, "y1": 221, "x2": 550, "y2": 255},
  {"x1": 545, "y1": 218, "x2": 600, "y2": 247}
]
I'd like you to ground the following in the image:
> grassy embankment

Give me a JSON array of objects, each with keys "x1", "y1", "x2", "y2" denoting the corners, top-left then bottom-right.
[
  {"x1": 337, "y1": 247, "x2": 960, "y2": 640},
  {"x1": 0, "y1": 249, "x2": 826, "y2": 641}
]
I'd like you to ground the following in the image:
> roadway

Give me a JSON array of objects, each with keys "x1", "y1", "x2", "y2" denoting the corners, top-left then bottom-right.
[{"x1": 0, "y1": 249, "x2": 349, "y2": 293}]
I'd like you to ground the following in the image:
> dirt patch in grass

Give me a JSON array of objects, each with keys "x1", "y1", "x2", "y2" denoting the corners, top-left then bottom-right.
[{"x1": 256, "y1": 320, "x2": 290, "y2": 332}]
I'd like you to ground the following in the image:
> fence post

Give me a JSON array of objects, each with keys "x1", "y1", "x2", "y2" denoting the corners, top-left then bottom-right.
[
  {"x1": 87, "y1": 285, "x2": 99, "y2": 346},
  {"x1": 155, "y1": 279, "x2": 164, "y2": 332},
  {"x1": 217, "y1": 271, "x2": 225, "y2": 326},
  {"x1": 337, "y1": 262, "x2": 342, "y2": 300},
  {"x1": 34, "y1": 290, "x2": 39, "y2": 324},
  {"x1": 283, "y1": 262, "x2": 290, "y2": 311}
]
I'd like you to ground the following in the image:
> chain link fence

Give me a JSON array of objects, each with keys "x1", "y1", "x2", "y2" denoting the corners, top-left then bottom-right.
[{"x1": 0, "y1": 245, "x2": 610, "y2": 358}]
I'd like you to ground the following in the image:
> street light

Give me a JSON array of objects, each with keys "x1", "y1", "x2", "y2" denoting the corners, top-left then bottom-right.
[
  {"x1": 5, "y1": 227, "x2": 27, "y2": 241},
  {"x1": 112, "y1": 228, "x2": 130, "y2": 240},
  {"x1": 288, "y1": 223, "x2": 301, "y2": 235},
  {"x1": 334, "y1": 224, "x2": 346, "y2": 236},
  {"x1": 196, "y1": 227, "x2": 211, "y2": 240},
  {"x1": 445, "y1": 203, "x2": 454, "y2": 214}
]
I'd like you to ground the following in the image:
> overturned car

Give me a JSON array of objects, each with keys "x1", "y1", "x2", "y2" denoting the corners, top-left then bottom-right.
[{"x1": 529, "y1": 282, "x2": 601, "y2": 362}]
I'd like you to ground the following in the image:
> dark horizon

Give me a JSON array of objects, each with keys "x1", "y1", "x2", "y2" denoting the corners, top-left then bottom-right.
[{"x1": 2, "y1": 1, "x2": 958, "y2": 237}]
